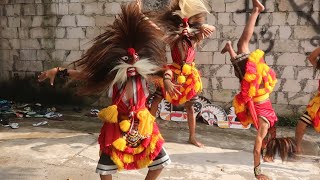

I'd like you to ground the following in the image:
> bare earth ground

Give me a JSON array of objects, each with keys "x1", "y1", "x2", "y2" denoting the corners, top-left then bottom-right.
[{"x1": 0, "y1": 109, "x2": 319, "y2": 180}]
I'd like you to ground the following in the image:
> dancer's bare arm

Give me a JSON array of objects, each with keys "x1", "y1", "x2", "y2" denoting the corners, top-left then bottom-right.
[
  {"x1": 38, "y1": 67, "x2": 83, "y2": 86},
  {"x1": 254, "y1": 119, "x2": 270, "y2": 180},
  {"x1": 307, "y1": 47, "x2": 320, "y2": 67}
]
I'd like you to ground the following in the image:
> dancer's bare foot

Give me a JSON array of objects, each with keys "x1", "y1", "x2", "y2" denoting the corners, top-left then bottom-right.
[
  {"x1": 252, "y1": 0, "x2": 265, "y2": 12},
  {"x1": 255, "y1": 174, "x2": 270, "y2": 180},
  {"x1": 221, "y1": 41, "x2": 232, "y2": 54},
  {"x1": 189, "y1": 137, "x2": 204, "y2": 148},
  {"x1": 295, "y1": 145, "x2": 303, "y2": 155},
  {"x1": 263, "y1": 156, "x2": 273, "y2": 163}
]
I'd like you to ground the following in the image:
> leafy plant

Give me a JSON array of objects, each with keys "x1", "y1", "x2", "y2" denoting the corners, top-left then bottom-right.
[{"x1": 276, "y1": 115, "x2": 300, "y2": 127}]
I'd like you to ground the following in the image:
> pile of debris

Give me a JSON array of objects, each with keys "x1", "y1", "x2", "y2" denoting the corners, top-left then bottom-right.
[{"x1": 0, "y1": 99, "x2": 63, "y2": 129}]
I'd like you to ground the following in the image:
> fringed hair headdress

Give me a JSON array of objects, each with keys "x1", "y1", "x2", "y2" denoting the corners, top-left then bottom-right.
[
  {"x1": 264, "y1": 137, "x2": 297, "y2": 161},
  {"x1": 74, "y1": 2, "x2": 166, "y2": 95},
  {"x1": 157, "y1": 0, "x2": 210, "y2": 45},
  {"x1": 171, "y1": 0, "x2": 210, "y2": 18}
]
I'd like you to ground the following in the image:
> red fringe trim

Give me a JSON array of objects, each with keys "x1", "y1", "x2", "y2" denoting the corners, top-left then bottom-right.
[
  {"x1": 149, "y1": 139, "x2": 164, "y2": 160},
  {"x1": 113, "y1": 137, "x2": 164, "y2": 170},
  {"x1": 246, "y1": 61, "x2": 256, "y2": 73},
  {"x1": 99, "y1": 123, "x2": 121, "y2": 153},
  {"x1": 124, "y1": 147, "x2": 134, "y2": 154},
  {"x1": 237, "y1": 112, "x2": 248, "y2": 122}
]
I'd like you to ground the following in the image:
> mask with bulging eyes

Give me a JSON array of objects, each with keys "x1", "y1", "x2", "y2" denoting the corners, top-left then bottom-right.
[
  {"x1": 176, "y1": 17, "x2": 201, "y2": 37},
  {"x1": 122, "y1": 48, "x2": 139, "y2": 77},
  {"x1": 121, "y1": 55, "x2": 129, "y2": 62}
]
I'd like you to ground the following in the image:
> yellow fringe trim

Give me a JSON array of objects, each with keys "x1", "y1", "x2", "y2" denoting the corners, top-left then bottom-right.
[
  {"x1": 137, "y1": 109, "x2": 155, "y2": 136},
  {"x1": 98, "y1": 105, "x2": 118, "y2": 123},
  {"x1": 110, "y1": 150, "x2": 124, "y2": 170},
  {"x1": 112, "y1": 137, "x2": 127, "y2": 151},
  {"x1": 177, "y1": 75, "x2": 186, "y2": 84},
  {"x1": 182, "y1": 64, "x2": 192, "y2": 75},
  {"x1": 137, "y1": 156, "x2": 152, "y2": 169},
  {"x1": 149, "y1": 134, "x2": 159, "y2": 153},
  {"x1": 133, "y1": 145, "x2": 145, "y2": 154},
  {"x1": 179, "y1": 96, "x2": 187, "y2": 105},
  {"x1": 123, "y1": 154, "x2": 134, "y2": 164},
  {"x1": 109, "y1": 133, "x2": 163, "y2": 170},
  {"x1": 119, "y1": 120, "x2": 131, "y2": 132},
  {"x1": 194, "y1": 81, "x2": 201, "y2": 92},
  {"x1": 306, "y1": 93, "x2": 320, "y2": 132},
  {"x1": 253, "y1": 93, "x2": 269, "y2": 102}
]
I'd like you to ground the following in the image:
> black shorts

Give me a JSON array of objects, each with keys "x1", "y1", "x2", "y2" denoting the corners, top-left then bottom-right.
[
  {"x1": 96, "y1": 148, "x2": 171, "y2": 175},
  {"x1": 299, "y1": 111, "x2": 313, "y2": 126}
]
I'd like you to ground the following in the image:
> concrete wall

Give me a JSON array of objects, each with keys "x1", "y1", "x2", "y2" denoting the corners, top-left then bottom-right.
[{"x1": 0, "y1": 0, "x2": 319, "y2": 115}]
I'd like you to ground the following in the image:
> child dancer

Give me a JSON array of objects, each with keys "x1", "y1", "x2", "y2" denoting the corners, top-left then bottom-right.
[
  {"x1": 221, "y1": 1, "x2": 278, "y2": 179},
  {"x1": 295, "y1": 47, "x2": 320, "y2": 154},
  {"x1": 150, "y1": 0, "x2": 215, "y2": 147}
]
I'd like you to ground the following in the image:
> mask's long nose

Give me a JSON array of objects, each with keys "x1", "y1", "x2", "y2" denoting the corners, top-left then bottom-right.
[
  {"x1": 127, "y1": 48, "x2": 138, "y2": 63},
  {"x1": 182, "y1": 18, "x2": 189, "y2": 28},
  {"x1": 182, "y1": 18, "x2": 189, "y2": 35}
]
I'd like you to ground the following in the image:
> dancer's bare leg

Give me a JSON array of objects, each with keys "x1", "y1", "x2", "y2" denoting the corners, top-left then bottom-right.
[
  {"x1": 295, "y1": 120, "x2": 308, "y2": 154},
  {"x1": 237, "y1": 0, "x2": 264, "y2": 54},
  {"x1": 221, "y1": 41, "x2": 237, "y2": 60},
  {"x1": 100, "y1": 175, "x2": 112, "y2": 180},
  {"x1": 185, "y1": 101, "x2": 203, "y2": 147},
  {"x1": 150, "y1": 95, "x2": 162, "y2": 116},
  {"x1": 145, "y1": 168, "x2": 163, "y2": 180}
]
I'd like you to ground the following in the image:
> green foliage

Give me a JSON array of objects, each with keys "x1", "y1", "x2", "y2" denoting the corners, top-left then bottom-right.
[{"x1": 276, "y1": 115, "x2": 300, "y2": 127}]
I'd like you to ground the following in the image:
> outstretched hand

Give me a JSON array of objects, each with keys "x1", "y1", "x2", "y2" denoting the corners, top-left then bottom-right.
[
  {"x1": 164, "y1": 79, "x2": 182, "y2": 97},
  {"x1": 38, "y1": 68, "x2": 58, "y2": 86},
  {"x1": 200, "y1": 24, "x2": 214, "y2": 38}
]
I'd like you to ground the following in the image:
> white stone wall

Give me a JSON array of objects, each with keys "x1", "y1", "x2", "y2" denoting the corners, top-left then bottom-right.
[{"x1": 0, "y1": 0, "x2": 319, "y2": 116}]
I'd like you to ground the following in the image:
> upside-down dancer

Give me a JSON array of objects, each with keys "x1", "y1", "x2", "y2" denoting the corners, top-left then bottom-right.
[
  {"x1": 261, "y1": 49, "x2": 320, "y2": 177},
  {"x1": 149, "y1": 0, "x2": 215, "y2": 147},
  {"x1": 38, "y1": 1, "x2": 171, "y2": 180},
  {"x1": 220, "y1": 0, "x2": 287, "y2": 179}
]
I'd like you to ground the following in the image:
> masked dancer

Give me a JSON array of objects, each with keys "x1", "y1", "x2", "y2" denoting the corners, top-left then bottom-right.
[
  {"x1": 38, "y1": 1, "x2": 171, "y2": 180},
  {"x1": 150, "y1": 0, "x2": 215, "y2": 147}
]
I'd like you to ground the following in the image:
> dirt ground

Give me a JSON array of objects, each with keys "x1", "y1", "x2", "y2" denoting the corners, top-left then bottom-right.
[{"x1": 0, "y1": 109, "x2": 319, "y2": 180}]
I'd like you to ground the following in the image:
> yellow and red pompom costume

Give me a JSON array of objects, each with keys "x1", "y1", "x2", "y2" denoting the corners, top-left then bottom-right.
[
  {"x1": 98, "y1": 77, "x2": 165, "y2": 170},
  {"x1": 232, "y1": 49, "x2": 278, "y2": 129},
  {"x1": 75, "y1": 1, "x2": 170, "y2": 175},
  {"x1": 305, "y1": 88, "x2": 320, "y2": 132},
  {"x1": 165, "y1": 62, "x2": 202, "y2": 105},
  {"x1": 164, "y1": 38, "x2": 202, "y2": 105}
]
